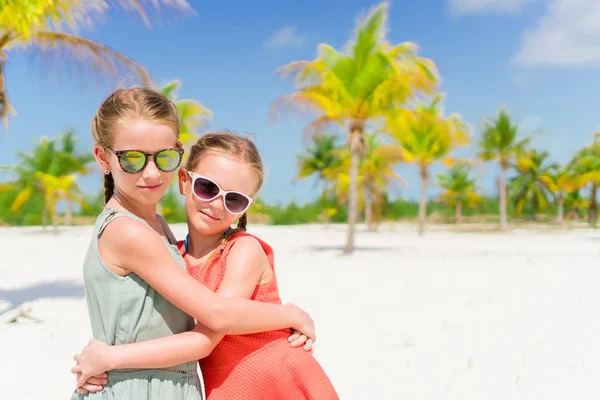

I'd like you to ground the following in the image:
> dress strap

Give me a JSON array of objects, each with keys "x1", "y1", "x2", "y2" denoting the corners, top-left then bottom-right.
[{"x1": 97, "y1": 208, "x2": 146, "y2": 238}]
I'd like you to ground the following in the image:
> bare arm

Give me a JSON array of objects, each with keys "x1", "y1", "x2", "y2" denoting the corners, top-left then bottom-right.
[
  {"x1": 103, "y1": 218, "x2": 314, "y2": 338},
  {"x1": 74, "y1": 235, "x2": 315, "y2": 392},
  {"x1": 77, "y1": 236, "x2": 269, "y2": 377}
]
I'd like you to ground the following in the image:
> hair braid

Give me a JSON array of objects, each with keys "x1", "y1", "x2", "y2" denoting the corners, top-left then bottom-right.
[{"x1": 103, "y1": 173, "x2": 115, "y2": 204}]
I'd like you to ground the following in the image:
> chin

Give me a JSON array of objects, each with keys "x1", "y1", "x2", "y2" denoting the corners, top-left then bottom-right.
[
  {"x1": 137, "y1": 191, "x2": 167, "y2": 207},
  {"x1": 191, "y1": 217, "x2": 229, "y2": 236}
]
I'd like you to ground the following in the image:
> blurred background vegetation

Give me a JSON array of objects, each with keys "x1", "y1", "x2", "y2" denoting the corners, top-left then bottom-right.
[{"x1": 0, "y1": 1, "x2": 596, "y2": 255}]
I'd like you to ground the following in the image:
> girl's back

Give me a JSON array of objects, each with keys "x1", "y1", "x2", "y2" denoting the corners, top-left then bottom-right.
[{"x1": 73, "y1": 207, "x2": 203, "y2": 400}]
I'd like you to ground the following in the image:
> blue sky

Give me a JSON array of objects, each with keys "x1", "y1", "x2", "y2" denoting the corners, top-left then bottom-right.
[{"x1": 1, "y1": 0, "x2": 599, "y2": 204}]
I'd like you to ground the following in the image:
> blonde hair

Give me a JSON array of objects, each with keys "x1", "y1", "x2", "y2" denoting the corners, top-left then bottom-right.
[
  {"x1": 91, "y1": 86, "x2": 180, "y2": 204},
  {"x1": 185, "y1": 131, "x2": 264, "y2": 237}
]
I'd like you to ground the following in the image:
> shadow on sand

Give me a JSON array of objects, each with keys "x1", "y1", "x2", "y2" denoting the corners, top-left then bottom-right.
[
  {"x1": 302, "y1": 245, "x2": 398, "y2": 252},
  {"x1": 0, "y1": 280, "x2": 84, "y2": 313}
]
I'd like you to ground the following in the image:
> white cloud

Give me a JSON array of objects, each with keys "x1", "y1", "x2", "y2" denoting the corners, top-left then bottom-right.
[
  {"x1": 447, "y1": 0, "x2": 536, "y2": 15},
  {"x1": 513, "y1": 0, "x2": 600, "y2": 66},
  {"x1": 264, "y1": 26, "x2": 305, "y2": 49}
]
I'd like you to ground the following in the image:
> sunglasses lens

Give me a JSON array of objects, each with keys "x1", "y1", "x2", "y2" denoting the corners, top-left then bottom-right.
[
  {"x1": 193, "y1": 177, "x2": 220, "y2": 200},
  {"x1": 156, "y1": 149, "x2": 182, "y2": 172},
  {"x1": 225, "y1": 193, "x2": 250, "y2": 214},
  {"x1": 119, "y1": 151, "x2": 146, "y2": 173}
]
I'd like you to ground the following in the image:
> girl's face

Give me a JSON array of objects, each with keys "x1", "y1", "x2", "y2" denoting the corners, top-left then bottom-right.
[
  {"x1": 179, "y1": 151, "x2": 258, "y2": 236},
  {"x1": 94, "y1": 119, "x2": 180, "y2": 207}
]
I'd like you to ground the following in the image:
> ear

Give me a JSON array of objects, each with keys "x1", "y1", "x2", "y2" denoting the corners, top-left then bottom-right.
[
  {"x1": 93, "y1": 145, "x2": 110, "y2": 172},
  {"x1": 178, "y1": 168, "x2": 189, "y2": 195}
]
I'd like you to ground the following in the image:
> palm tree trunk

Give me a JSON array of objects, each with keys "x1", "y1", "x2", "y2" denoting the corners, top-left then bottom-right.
[
  {"x1": 41, "y1": 194, "x2": 48, "y2": 231},
  {"x1": 589, "y1": 184, "x2": 597, "y2": 227},
  {"x1": 52, "y1": 203, "x2": 58, "y2": 234},
  {"x1": 365, "y1": 185, "x2": 375, "y2": 232},
  {"x1": 0, "y1": 59, "x2": 9, "y2": 126},
  {"x1": 344, "y1": 129, "x2": 362, "y2": 254},
  {"x1": 66, "y1": 198, "x2": 73, "y2": 226},
  {"x1": 418, "y1": 166, "x2": 428, "y2": 236},
  {"x1": 499, "y1": 168, "x2": 508, "y2": 231},
  {"x1": 556, "y1": 196, "x2": 564, "y2": 225},
  {"x1": 456, "y1": 200, "x2": 463, "y2": 224}
]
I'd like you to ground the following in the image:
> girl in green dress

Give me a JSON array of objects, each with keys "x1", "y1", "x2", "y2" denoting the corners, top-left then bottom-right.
[{"x1": 70, "y1": 87, "x2": 315, "y2": 400}]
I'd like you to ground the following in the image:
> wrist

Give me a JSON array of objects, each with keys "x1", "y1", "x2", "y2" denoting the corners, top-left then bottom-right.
[
  {"x1": 106, "y1": 346, "x2": 120, "y2": 370},
  {"x1": 283, "y1": 303, "x2": 299, "y2": 328}
]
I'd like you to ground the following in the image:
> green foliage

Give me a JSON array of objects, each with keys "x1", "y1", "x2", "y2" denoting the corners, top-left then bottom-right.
[
  {"x1": 162, "y1": 185, "x2": 187, "y2": 223},
  {"x1": 0, "y1": 185, "x2": 41, "y2": 225},
  {"x1": 77, "y1": 190, "x2": 105, "y2": 217},
  {"x1": 261, "y1": 196, "x2": 347, "y2": 225}
]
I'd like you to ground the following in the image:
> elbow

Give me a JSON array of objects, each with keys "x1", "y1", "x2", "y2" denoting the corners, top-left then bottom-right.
[{"x1": 206, "y1": 299, "x2": 232, "y2": 334}]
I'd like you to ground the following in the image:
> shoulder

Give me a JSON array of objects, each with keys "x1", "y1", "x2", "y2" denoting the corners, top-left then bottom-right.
[
  {"x1": 228, "y1": 235, "x2": 267, "y2": 259},
  {"x1": 226, "y1": 235, "x2": 270, "y2": 269},
  {"x1": 101, "y1": 216, "x2": 164, "y2": 255}
]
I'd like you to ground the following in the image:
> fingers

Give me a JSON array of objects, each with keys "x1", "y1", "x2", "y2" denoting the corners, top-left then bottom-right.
[
  {"x1": 288, "y1": 330, "x2": 301, "y2": 342},
  {"x1": 80, "y1": 383, "x2": 104, "y2": 393},
  {"x1": 71, "y1": 365, "x2": 82, "y2": 374},
  {"x1": 290, "y1": 334, "x2": 308, "y2": 348},
  {"x1": 73, "y1": 354, "x2": 81, "y2": 362},
  {"x1": 76, "y1": 387, "x2": 89, "y2": 395},
  {"x1": 77, "y1": 373, "x2": 92, "y2": 387},
  {"x1": 303, "y1": 338, "x2": 314, "y2": 352},
  {"x1": 85, "y1": 376, "x2": 108, "y2": 386}
]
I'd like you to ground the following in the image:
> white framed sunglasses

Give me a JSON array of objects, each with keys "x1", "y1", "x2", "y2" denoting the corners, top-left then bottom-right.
[{"x1": 186, "y1": 170, "x2": 254, "y2": 215}]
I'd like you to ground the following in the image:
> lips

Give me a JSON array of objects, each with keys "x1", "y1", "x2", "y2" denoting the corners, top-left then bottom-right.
[
  {"x1": 139, "y1": 184, "x2": 162, "y2": 190},
  {"x1": 200, "y1": 210, "x2": 219, "y2": 221}
]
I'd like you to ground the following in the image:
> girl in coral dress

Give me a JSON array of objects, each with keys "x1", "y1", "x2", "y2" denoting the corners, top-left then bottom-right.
[
  {"x1": 76, "y1": 131, "x2": 338, "y2": 400},
  {"x1": 177, "y1": 131, "x2": 338, "y2": 399}
]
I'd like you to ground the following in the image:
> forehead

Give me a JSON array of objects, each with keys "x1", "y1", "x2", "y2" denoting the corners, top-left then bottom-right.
[
  {"x1": 112, "y1": 119, "x2": 177, "y2": 151},
  {"x1": 192, "y1": 152, "x2": 258, "y2": 194}
]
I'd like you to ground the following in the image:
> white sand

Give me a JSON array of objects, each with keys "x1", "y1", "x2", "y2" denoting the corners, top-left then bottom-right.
[{"x1": 1, "y1": 223, "x2": 599, "y2": 399}]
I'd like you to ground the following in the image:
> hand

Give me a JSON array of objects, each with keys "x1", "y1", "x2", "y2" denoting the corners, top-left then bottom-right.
[
  {"x1": 284, "y1": 303, "x2": 316, "y2": 343},
  {"x1": 71, "y1": 338, "x2": 115, "y2": 387},
  {"x1": 288, "y1": 329, "x2": 314, "y2": 352},
  {"x1": 74, "y1": 372, "x2": 108, "y2": 394}
]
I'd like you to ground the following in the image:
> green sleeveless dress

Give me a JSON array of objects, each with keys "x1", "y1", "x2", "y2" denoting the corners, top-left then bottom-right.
[{"x1": 70, "y1": 207, "x2": 205, "y2": 400}]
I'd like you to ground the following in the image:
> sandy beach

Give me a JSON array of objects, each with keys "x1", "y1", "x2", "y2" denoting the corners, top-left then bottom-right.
[{"x1": 1, "y1": 223, "x2": 599, "y2": 399}]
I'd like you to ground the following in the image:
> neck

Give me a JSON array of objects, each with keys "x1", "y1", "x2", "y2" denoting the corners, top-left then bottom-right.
[
  {"x1": 186, "y1": 226, "x2": 226, "y2": 260},
  {"x1": 109, "y1": 191, "x2": 157, "y2": 220}
]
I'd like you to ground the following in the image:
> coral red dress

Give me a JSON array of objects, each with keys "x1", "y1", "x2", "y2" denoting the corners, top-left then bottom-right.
[{"x1": 177, "y1": 232, "x2": 339, "y2": 400}]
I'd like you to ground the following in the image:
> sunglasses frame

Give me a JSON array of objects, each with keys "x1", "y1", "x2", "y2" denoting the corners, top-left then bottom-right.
[
  {"x1": 185, "y1": 170, "x2": 254, "y2": 215},
  {"x1": 107, "y1": 147, "x2": 184, "y2": 174}
]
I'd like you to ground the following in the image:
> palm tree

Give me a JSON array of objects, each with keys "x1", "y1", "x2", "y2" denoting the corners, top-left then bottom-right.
[
  {"x1": 12, "y1": 136, "x2": 59, "y2": 228},
  {"x1": 568, "y1": 133, "x2": 600, "y2": 226},
  {"x1": 0, "y1": 0, "x2": 194, "y2": 127},
  {"x1": 386, "y1": 95, "x2": 470, "y2": 236},
  {"x1": 53, "y1": 131, "x2": 94, "y2": 225},
  {"x1": 327, "y1": 133, "x2": 405, "y2": 231},
  {"x1": 539, "y1": 164, "x2": 575, "y2": 224},
  {"x1": 564, "y1": 190, "x2": 588, "y2": 221},
  {"x1": 509, "y1": 149, "x2": 554, "y2": 220},
  {"x1": 478, "y1": 109, "x2": 531, "y2": 230},
  {"x1": 34, "y1": 172, "x2": 85, "y2": 232},
  {"x1": 10, "y1": 131, "x2": 92, "y2": 228},
  {"x1": 271, "y1": 1, "x2": 438, "y2": 253},
  {"x1": 296, "y1": 133, "x2": 344, "y2": 197},
  {"x1": 437, "y1": 163, "x2": 483, "y2": 223},
  {"x1": 158, "y1": 80, "x2": 212, "y2": 149}
]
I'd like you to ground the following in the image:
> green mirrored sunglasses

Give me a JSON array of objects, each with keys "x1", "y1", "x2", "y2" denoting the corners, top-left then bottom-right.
[{"x1": 107, "y1": 148, "x2": 184, "y2": 174}]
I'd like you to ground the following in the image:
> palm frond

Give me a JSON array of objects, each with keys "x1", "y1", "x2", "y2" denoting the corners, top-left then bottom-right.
[{"x1": 11, "y1": 31, "x2": 151, "y2": 85}]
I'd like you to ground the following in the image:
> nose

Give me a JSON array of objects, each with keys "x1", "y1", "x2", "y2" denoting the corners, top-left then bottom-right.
[
  {"x1": 142, "y1": 157, "x2": 161, "y2": 180},
  {"x1": 209, "y1": 193, "x2": 226, "y2": 211}
]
